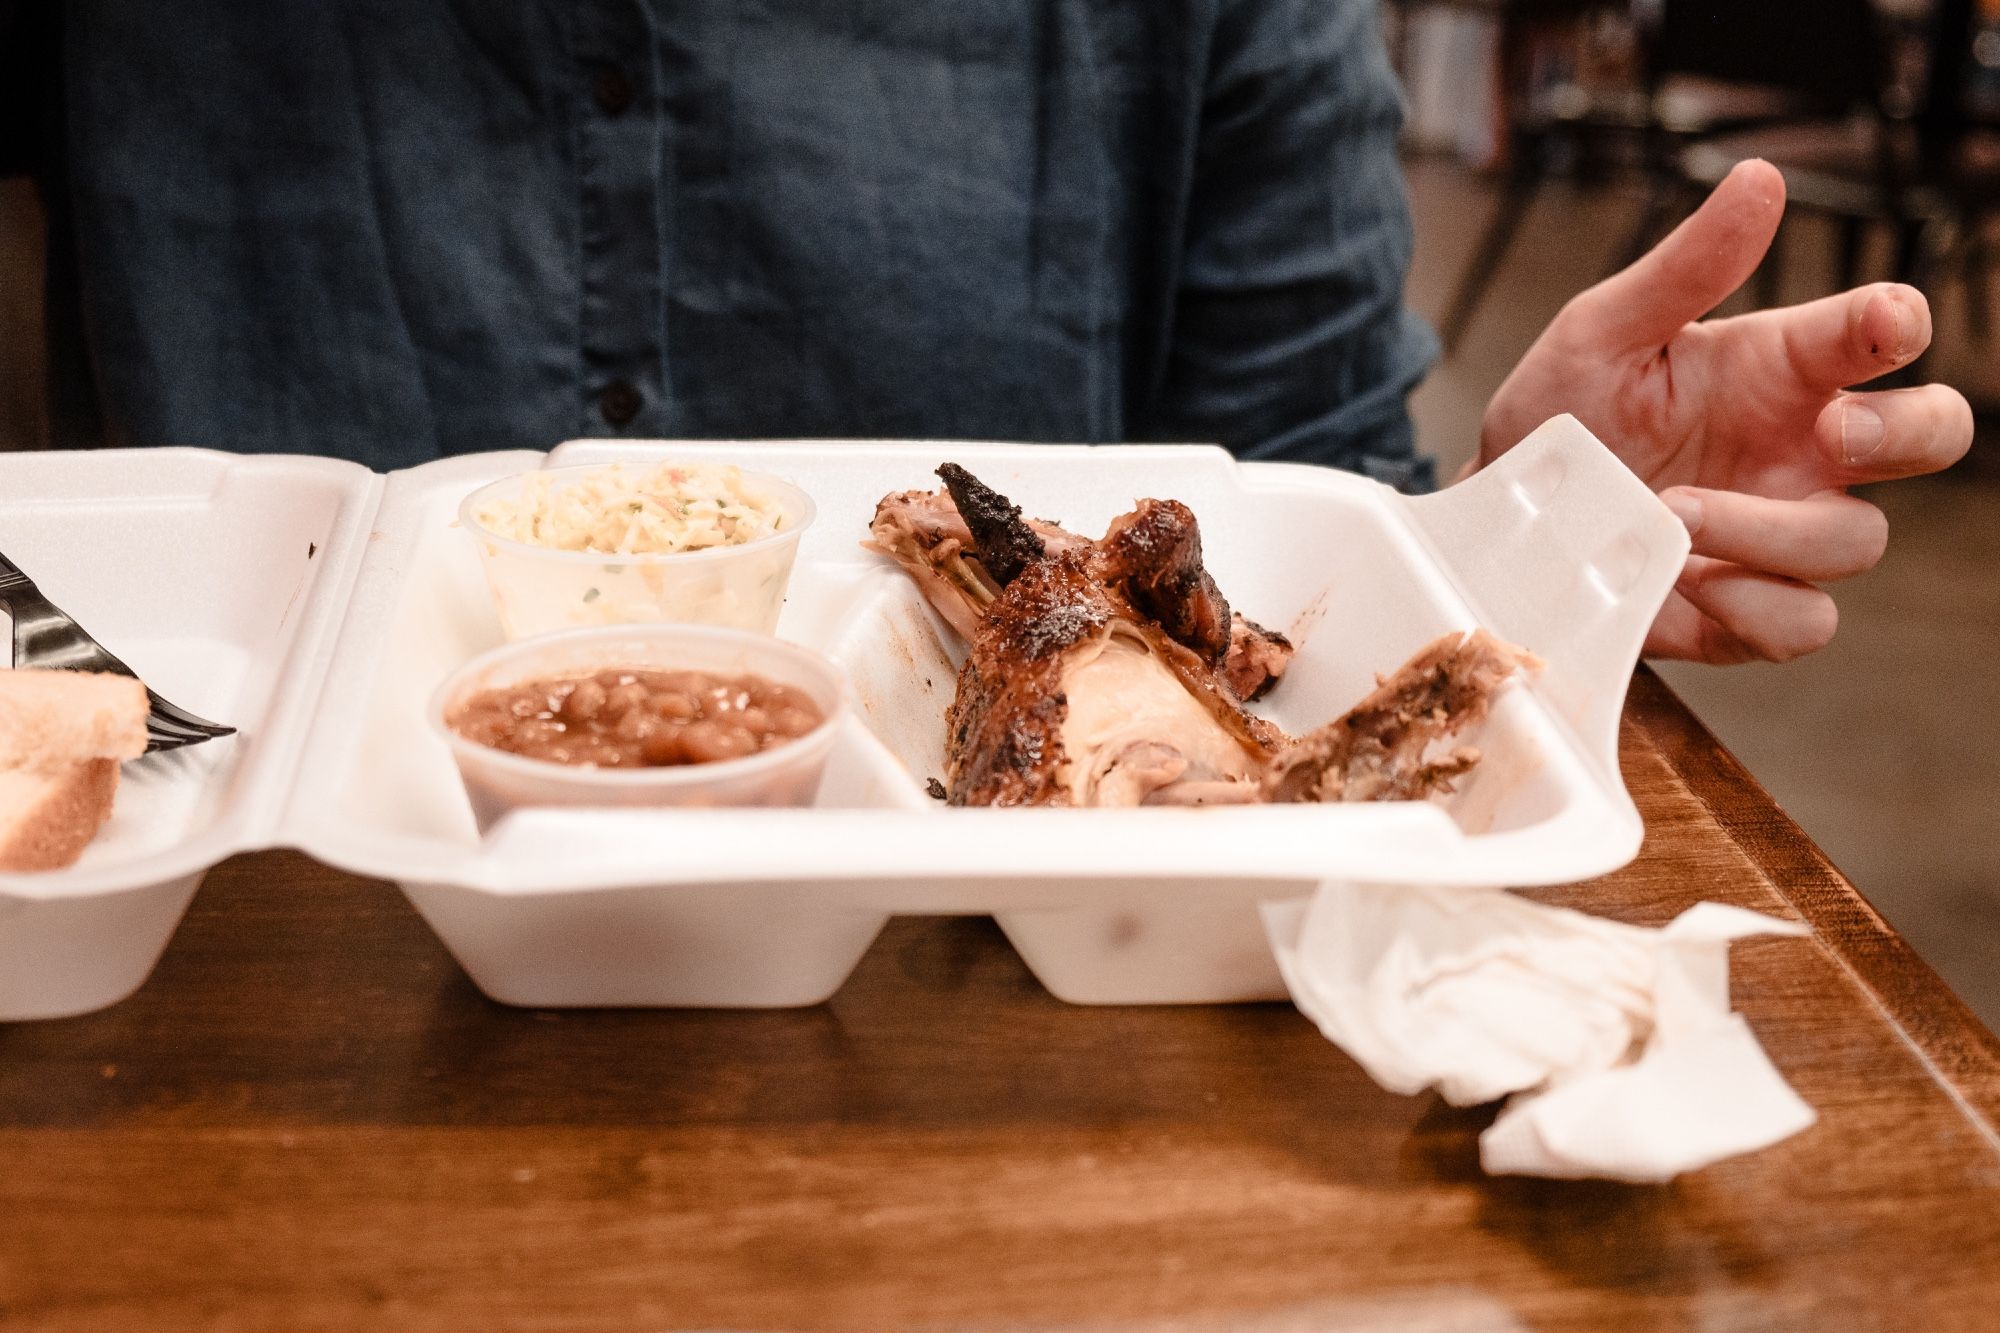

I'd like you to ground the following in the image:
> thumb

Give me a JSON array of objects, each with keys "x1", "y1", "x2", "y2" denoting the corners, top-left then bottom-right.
[{"x1": 1569, "y1": 158, "x2": 1786, "y2": 351}]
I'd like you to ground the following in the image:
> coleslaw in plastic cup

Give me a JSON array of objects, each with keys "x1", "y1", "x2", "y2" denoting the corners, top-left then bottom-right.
[{"x1": 459, "y1": 461, "x2": 816, "y2": 640}]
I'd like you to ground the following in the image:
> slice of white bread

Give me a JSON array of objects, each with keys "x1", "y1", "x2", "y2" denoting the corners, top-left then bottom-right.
[
  {"x1": 0, "y1": 669, "x2": 148, "y2": 773},
  {"x1": 0, "y1": 670, "x2": 149, "y2": 873},
  {"x1": 0, "y1": 759, "x2": 121, "y2": 872}
]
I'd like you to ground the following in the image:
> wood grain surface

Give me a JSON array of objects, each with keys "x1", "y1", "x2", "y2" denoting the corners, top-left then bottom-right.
[{"x1": 2, "y1": 670, "x2": 1997, "y2": 1333}]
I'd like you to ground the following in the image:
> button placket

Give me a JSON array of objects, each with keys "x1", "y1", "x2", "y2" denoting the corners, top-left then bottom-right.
[{"x1": 574, "y1": 2, "x2": 664, "y2": 435}]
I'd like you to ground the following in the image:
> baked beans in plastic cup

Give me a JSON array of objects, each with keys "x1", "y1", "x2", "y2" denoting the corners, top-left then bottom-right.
[{"x1": 428, "y1": 625, "x2": 846, "y2": 832}]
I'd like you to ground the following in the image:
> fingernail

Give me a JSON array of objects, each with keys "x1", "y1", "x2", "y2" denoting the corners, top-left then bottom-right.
[
  {"x1": 1870, "y1": 290, "x2": 1916, "y2": 361},
  {"x1": 1842, "y1": 401, "x2": 1886, "y2": 463},
  {"x1": 1662, "y1": 491, "x2": 1704, "y2": 535},
  {"x1": 1889, "y1": 295, "x2": 1916, "y2": 360}
]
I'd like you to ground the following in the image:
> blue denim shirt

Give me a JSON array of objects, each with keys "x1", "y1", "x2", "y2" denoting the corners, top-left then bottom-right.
[{"x1": 54, "y1": 0, "x2": 1437, "y2": 486}]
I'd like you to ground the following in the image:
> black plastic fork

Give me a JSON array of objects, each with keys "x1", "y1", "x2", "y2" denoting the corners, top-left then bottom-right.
[{"x1": 0, "y1": 549, "x2": 236, "y2": 754}]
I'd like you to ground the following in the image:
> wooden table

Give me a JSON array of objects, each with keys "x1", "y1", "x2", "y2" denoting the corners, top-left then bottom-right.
[{"x1": 3, "y1": 670, "x2": 1998, "y2": 1331}]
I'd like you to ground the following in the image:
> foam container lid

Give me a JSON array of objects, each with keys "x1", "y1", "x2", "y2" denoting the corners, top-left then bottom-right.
[{"x1": 0, "y1": 416, "x2": 1689, "y2": 1015}]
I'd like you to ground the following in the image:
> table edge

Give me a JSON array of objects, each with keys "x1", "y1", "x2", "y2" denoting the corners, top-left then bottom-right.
[{"x1": 1629, "y1": 665, "x2": 2000, "y2": 1134}]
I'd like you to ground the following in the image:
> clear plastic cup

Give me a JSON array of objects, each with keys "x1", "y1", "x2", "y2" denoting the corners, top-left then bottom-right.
[
  {"x1": 459, "y1": 463, "x2": 816, "y2": 640},
  {"x1": 428, "y1": 625, "x2": 847, "y2": 833}
]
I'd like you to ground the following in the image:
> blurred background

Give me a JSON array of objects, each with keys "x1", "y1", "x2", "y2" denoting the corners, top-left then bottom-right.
[
  {"x1": 1, "y1": 0, "x2": 1996, "y2": 1024},
  {"x1": 1391, "y1": 0, "x2": 2000, "y2": 1029}
]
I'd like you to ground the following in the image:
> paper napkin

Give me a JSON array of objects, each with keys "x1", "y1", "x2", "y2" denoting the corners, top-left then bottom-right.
[{"x1": 1261, "y1": 884, "x2": 1816, "y2": 1183}]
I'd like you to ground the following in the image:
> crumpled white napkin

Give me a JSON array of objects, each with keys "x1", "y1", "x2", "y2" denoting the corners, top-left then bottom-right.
[{"x1": 1261, "y1": 884, "x2": 1817, "y2": 1183}]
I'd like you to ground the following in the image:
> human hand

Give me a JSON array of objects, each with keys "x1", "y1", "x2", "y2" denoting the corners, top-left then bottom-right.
[{"x1": 1476, "y1": 159, "x2": 1972, "y2": 664}]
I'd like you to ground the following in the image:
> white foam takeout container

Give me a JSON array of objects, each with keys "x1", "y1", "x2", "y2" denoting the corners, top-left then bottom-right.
[{"x1": 0, "y1": 417, "x2": 1689, "y2": 1018}]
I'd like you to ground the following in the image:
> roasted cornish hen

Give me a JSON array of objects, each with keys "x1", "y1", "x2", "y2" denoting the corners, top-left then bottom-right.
[{"x1": 867, "y1": 466, "x2": 1530, "y2": 808}]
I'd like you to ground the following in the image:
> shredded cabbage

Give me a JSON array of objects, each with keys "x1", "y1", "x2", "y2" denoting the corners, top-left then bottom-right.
[{"x1": 476, "y1": 463, "x2": 786, "y2": 556}]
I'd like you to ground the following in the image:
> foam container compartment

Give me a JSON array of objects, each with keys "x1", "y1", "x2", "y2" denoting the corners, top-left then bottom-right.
[{"x1": 0, "y1": 417, "x2": 1689, "y2": 1017}]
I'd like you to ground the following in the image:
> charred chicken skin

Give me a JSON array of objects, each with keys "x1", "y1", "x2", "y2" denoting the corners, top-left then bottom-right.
[
  {"x1": 868, "y1": 468, "x2": 1292, "y2": 697},
  {"x1": 866, "y1": 466, "x2": 1529, "y2": 808}
]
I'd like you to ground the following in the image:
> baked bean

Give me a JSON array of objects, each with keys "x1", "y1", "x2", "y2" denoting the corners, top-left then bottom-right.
[
  {"x1": 771, "y1": 705, "x2": 820, "y2": 739},
  {"x1": 760, "y1": 683, "x2": 811, "y2": 715},
  {"x1": 449, "y1": 667, "x2": 822, "y2": 769},
  {"x1": 639, "y1": 728, "x2": 684, "y2": 766},
  {"x1": 653, "y1": 691, "x2": 698, "y2": 722},
  {"x1": 605, "y1": 682, "x2": 650, "y2": 720},
  {"x1": 560, "y1": 678, "x2": 607, "y2": 723},
  {"x1": 614, "y1": 710, "x2": 658, "y2": 744},
  {"x1": 679, "y1": 719, "x2": 758, "y2": 764}
]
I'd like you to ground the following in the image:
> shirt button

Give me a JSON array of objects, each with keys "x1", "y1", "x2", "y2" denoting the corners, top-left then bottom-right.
[
  {"x1": 593, "y1": 68, "x2": 634, "y2": 117},
  {"x1": 599, "y1": 380, "x2": 642, "y2": 427}
]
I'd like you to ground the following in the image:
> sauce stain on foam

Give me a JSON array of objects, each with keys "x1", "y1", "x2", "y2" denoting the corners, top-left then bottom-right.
[
  {"x1": 887, "y1": 601, "x2": 957, "y2": 694},
  {"x1": 884, "y1": 613, "x2": 916, "y2": 671},
  {"x1": 859, "y1": 601, "x2": 960, "y2": 796},
  {"x1": 276, "y1": 531, "x2": 330, "y2": 630},
  {"x1": 1103, "y1": 913, "x2": 1144, "y2": 951},
  {"x1": 1287, "y1": 584, "x2": 1333, "y2": 651},
  {"x1": 855, "y1": 603, "x2": 941, "y2": 726}
]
